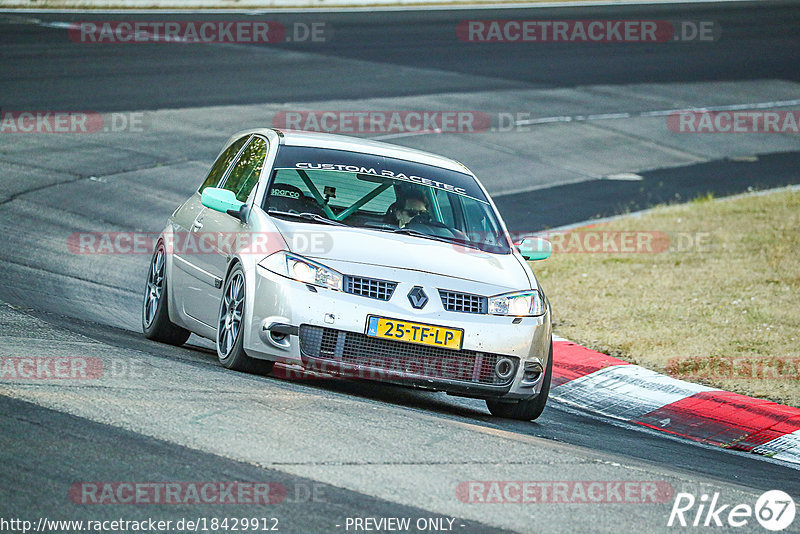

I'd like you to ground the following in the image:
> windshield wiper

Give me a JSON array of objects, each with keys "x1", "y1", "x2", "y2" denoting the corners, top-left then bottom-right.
[
  {"x1": 392, "y1": 228, "x2": 491, "y2": 251},
  {"x1": 267, "y1": 210, "x2": 349, "y2": 227},
  {"x1": 389, "y1": 228, "x2": 463, "y2": 245}
]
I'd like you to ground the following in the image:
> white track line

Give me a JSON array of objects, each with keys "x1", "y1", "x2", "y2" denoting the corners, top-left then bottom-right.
[
  {"x1": 515, "y1": 99, "x2": 800, "y2": 125},
  {"x1": 366, "y1": 98, "x2": 800, "y2": 141}
]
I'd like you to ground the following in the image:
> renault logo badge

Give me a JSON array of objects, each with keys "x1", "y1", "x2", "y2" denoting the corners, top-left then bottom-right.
[{"x1": 407, "y1": 286, "x2": 428, "y2": 309}]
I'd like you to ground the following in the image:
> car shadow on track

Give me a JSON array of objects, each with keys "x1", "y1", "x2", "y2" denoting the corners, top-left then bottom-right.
[
  {"x1": 15, "y1": 304, "x2": 800, "y2": 496},
  {"x1": 18, "y1": 304, "x2": 505, "y2": 421}
]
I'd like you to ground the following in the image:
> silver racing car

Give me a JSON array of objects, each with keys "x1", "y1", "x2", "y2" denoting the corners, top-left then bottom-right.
[{"x1": 142, "y1": 128, "x2": 553, "y2": 420}]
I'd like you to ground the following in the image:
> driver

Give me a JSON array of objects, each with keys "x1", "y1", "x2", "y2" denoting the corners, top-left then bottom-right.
[{"x1": 386, "y1": 193, "x2": 429, "y2": 228}]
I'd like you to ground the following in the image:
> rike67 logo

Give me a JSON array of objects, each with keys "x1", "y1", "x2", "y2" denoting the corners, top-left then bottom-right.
[{"x1": 668, "y1": 490, "x2": 796, "y2": 531}]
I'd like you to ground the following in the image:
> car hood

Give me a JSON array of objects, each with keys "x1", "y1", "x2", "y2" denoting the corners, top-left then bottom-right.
[{"x1": 271, "y1": 218, "x2": 530, "y2": 289}]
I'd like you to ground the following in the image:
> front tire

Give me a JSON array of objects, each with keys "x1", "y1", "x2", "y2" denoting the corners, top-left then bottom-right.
[
  {"x1": 486, "y1": 340, "x2": 553, "y2": 421},
  {"x1": 142, "y1": 243, "x2": 191, "y2": 346},
  {"x1": 216, "y1": 264, "x2": 274, "y2": 374}
]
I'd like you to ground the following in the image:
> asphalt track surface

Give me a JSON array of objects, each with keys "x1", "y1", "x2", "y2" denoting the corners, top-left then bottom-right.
[
  {"x1": 2, "y1": 2, "x2": 800, "y2": 110},
  {"x1": 497, "y1": 150, "x2": 800, "y2": 231},
  {"x1": 1, "y1": 2, "x2": 800, "y2": 533}
]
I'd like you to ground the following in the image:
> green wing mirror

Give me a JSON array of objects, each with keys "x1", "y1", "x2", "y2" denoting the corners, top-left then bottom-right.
[
  {"x1": 201, "y1": 187, "x2": 246, "y2": 220},
  {"x1": 518, "y1": 236, "x2": 552, "y2": 261}
]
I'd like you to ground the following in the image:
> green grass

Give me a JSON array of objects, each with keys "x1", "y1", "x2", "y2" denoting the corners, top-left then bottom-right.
[{"x1": 534, "y1": 188, "x2": 800, "y2": 407}]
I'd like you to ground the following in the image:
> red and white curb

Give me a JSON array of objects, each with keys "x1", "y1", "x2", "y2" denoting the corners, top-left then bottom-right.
[{"x1": 550, "y1": 338, "x2": 800, "y2": 465}]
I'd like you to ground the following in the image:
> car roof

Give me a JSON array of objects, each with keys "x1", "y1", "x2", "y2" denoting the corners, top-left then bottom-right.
[{"x1": 239, "y1": 128, "x2": 473, "y2": 176}]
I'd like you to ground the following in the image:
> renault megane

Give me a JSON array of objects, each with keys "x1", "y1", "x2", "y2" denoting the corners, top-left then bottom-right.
[{"x1": 142, "y1": 128, "x2": 553, "y2": 420}]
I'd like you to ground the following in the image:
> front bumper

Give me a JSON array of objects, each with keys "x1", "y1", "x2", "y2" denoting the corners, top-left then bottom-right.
[{"x1": 244, "y1": 263, "x2": 552, "y2": 400}]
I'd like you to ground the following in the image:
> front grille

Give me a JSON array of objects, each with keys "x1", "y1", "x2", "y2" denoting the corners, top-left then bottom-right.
[
  {"x1": 299, "y1": 325, "x2": 517, "y2": 386},
  {"x1": 439, "y1": 289, "x2": 488, "y2": 314},
  {"x1": 344, "y1": 275, "x2": 397, "y2": 301}
]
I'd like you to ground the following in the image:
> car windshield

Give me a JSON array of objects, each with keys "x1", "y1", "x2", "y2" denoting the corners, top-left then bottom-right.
[{"x1": 262, "y1": 146, "x2": 512, "y2": 254}]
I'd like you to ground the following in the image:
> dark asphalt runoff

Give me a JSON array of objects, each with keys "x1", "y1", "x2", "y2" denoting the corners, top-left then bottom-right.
[
  {"x1": 0, "y1": 394, "x2": 507, "y2": 534},
  {"x1": 496, "y1": 150, "x2": 800, "y2": 232},
  {"x1": 0, "y1": 2, "x2": 798, "y2": 111}
]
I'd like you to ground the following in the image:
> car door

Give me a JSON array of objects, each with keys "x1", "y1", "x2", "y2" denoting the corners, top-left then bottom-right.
[
  {"x1": 171, "y1": 135, "x2": 250, "y2": 327},
  {"x1": 181, "y1": 135, "x2": 270, "y2": 328}
]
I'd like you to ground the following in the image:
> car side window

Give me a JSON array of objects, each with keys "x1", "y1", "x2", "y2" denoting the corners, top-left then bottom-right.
[
  {"x1": 433, "y1": 188, "x2": 456, "y2": 227},
  {"x1": 460, "y1": 197, "x2": 500, "y2": 246},
  {"x1": 198, "y1": 136, "x2": 249, "y2": 194},
  {"x1": 222, "y1": 137, "x2": 268, "y2": 202}
]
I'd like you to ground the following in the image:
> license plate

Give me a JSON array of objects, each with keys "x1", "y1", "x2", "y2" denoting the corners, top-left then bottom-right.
[{"x1": 366, "y1": 316, "x2": 463, "y2": 351}]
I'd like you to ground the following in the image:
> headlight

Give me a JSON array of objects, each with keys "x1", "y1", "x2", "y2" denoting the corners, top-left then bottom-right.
[
  {"x1": 258, "y1": 252, "x2": 343, "y2": 291},
  {"x1": 488, "y1": 290, "x2": 545, "y2": 317}
]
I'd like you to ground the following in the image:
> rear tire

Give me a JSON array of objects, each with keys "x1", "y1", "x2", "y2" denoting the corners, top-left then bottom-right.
[
  {"x1": 216, "y1": 264, "x2": 274, "y2": 374},
  {"x1": 142, "y1": 243, "x2": 191, "y2": 346},
  {"x1": 486, "y1": 340, "x2": 553, "y2": 421}
]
